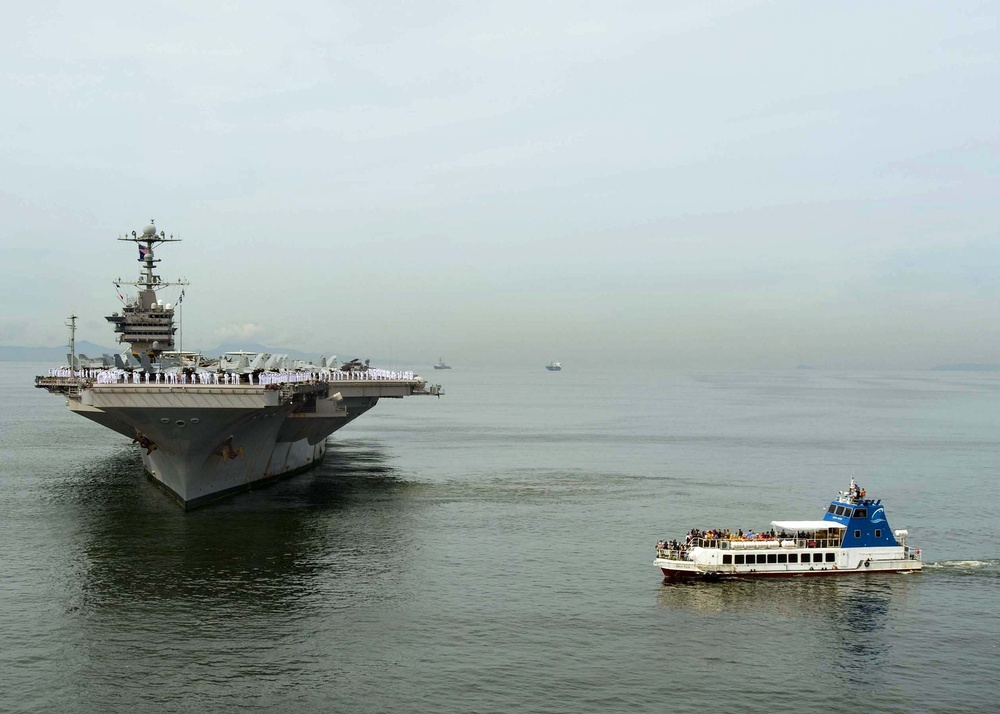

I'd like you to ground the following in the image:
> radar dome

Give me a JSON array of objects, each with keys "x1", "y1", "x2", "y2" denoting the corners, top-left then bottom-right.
[{"x1": 143, "y1": 224, "x2": 157, "y2": 236}]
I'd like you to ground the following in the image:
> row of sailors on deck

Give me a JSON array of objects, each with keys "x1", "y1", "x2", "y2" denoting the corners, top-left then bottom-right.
[{"x1": 48, "y1": 367, "x2": 416, "y2": 384}]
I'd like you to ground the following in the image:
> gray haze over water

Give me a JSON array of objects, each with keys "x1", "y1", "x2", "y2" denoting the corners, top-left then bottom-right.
[
  {"x1": 2, "y1": 362, "x2": 999, "y2": 712},
  {"x1": 1, "y1": 2, "x2": 998, "y2": 369}
]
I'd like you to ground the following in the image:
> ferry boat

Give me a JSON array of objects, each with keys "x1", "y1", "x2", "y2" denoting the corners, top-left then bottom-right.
[
  {"x1": 545, "y1": 361, "x2": 561, "y2": 371},
  {"x1": 653, "y1": 479, "x2": 922, "y2": 579}
]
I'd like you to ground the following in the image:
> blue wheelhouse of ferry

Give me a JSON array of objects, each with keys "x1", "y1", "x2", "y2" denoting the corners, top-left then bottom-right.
[{"x1": 823, "y1": 498, "x2": 897, "y2": 548}]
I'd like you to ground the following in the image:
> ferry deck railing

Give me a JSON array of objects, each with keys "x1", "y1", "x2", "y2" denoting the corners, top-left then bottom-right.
[
  {"x1": 657, "y1": 540, "x2": 924, "y2": 563},
  {"x1": 656, "y1": 536, "x2": 844, "y2": 561}
]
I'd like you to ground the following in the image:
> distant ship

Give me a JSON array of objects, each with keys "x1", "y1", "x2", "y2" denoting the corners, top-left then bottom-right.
[
  {"x1": 433, "y1": 357, "x2": 452, "y2": 370},
  {"x1": 36, "y1": 221, "x2": 442, "y2": 509},
  {"x1": 545, "y1": 361, "x2": 562, "y2": 371}
]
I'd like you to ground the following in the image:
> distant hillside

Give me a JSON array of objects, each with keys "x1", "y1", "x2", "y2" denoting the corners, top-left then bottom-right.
[
  {"x1": 0, "y1": 341, "x2": 115, "y2": 362},
  {"x1": 1, "y1": 340, "x2": 364, "y2": 364},
  {"x1": 931, "y1": 363, "x2": 1000, "y2": 372},
  {"x1": 204, "y1": 341, "x2": 337, "y2": 363}
]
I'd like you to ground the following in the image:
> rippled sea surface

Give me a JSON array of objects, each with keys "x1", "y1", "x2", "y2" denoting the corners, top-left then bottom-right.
[{"x1": 2, "y1": 363, "x2": 998, "y2": 713}]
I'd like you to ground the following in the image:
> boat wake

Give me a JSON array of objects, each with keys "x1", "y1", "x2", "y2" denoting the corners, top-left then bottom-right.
[{"x1": 924, "y1": 559, "x2": 1000, "y2": 577}]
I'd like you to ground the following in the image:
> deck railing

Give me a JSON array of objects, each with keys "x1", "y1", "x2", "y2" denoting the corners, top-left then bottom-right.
[{"x1": 656, "y1": 536, "x2": 844, "y2": 560}]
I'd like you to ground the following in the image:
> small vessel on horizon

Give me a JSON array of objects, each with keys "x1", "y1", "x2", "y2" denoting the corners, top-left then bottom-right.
[
  {"x1": 654, "y1": 479, "x2": 922, "y2": 579},
  {"x1": 434, "y1": 357, "x2": 452, "y2": 370},
  {"x1": 545, "y1": 361, "x2": 561, "y2": 371}
]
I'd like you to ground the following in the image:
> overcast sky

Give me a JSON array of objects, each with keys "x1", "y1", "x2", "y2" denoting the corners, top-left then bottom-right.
[{"x1": 2, "y1": 1, "x2": 998, "y2": 369}]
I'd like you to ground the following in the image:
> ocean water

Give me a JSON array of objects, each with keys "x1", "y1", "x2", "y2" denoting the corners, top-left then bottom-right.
[{"x1": 1, "y1": 362, "x2": 998, "y2": 713}]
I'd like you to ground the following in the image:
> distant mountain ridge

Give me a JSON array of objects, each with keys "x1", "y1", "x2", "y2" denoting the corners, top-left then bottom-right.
[
  {"x1": 0, "y1": 340, "x2": 115, "y2": 362},
  {"x1": 0, "y1": 340, "x2": 353, "y2": 364},
  {"x1": 931, "y1": 363, "x2": 1000, "y2": 372},
  {"x1": 204, "y1": 342, "x2": 337, "y2": 363}
]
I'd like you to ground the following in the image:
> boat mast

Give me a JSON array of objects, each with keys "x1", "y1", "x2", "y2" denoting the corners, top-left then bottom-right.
[{"x1": 66, "y1": 313, "x2": 77, "y2": 375}]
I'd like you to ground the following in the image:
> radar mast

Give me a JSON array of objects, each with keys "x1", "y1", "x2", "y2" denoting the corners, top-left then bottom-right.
[{"x1": 106, "y1": 220, "x2": 189, "y2": 360}]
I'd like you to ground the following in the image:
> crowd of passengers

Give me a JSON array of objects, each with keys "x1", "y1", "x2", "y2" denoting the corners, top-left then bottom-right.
[{"x1": 656, "y1": 527, "x2": 829, "y2": 553}]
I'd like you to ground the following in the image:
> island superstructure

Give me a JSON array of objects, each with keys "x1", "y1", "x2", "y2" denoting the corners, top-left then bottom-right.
[{"x1": 36, "y1": 222, "x2": 442, "y2": 508}]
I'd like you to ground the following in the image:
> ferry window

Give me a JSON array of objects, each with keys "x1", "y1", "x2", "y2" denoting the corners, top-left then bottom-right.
[
  {"x1": 735, "y1": 555, "x2": 745, "y2": 565},
  {"x1": 777, "y1": 553, "x2": 787, "y2": 563},
  {"x1": 767, "y1": 553, "x2": 777, "y2": 564},
  {"x1": 746, "y1": 554, "x2": 757, "y2": 564},
  {"x1": 828, "y1": 505, "x2": 836, "y2": 514},
  {"x1": 875, "y1": 529, "x2": 881, "y2": 538},
  {"x1": 825, "y1": 553, "x2": 835, "y2": 563},
  {"x1": 788, "y1": 553, "x2": 798, "y2": 563},
  {"x1": 835, "y1": 506, "x2": 846, "y2": 516},
  {"x1": 842, "y1": 508, "x2": 853, "y2": 518},
  {"x1": 723, "y1": 555, "x2": 732, "y2": 565},
  {"x1": 854, "y1": 508, "x2": 867, "y2": 518},
  {"x1": 801, "y1": 553, "x2": 811, "y2": 563},
  {"x1": 855, "y1": 530, "x2": 861, "y2": 538}
]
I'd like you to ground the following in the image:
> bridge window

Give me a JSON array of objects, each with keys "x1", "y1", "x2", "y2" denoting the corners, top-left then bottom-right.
[
  {"x1": 842, "y1": 508, "x2": 853, "y2": 518},
  {"x1": 854, "y1": 508, "x2": 867, "y2": 518},
  {"x1": 828, "y1": 505, "x2": 836, "y2": 514},
  {"x1": 835, "y1": 506, "x2": 846, "y2": 516},
  {"x1": 825, "y1": 553, "x2": 835, "y2": 562}
]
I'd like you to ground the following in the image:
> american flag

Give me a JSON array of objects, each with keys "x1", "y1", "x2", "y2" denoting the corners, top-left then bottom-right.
[{"x1": 138, "y1": 244, "x2": 150, "y2": 261}]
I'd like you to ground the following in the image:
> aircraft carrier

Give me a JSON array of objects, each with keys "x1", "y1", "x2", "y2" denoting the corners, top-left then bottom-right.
[{"x1": 36, "y1": 222, "x2": 441, "y2": 508}]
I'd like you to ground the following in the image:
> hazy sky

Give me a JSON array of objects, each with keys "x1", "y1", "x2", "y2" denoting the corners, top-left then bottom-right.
[{"x1": 2, "y1": 1, "x2": 998, "y2": 369}]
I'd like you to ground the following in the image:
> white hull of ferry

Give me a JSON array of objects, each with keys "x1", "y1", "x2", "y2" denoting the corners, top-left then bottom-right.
[{"x1": 654, "y1": 545, "x2": 922, "y2": 579}]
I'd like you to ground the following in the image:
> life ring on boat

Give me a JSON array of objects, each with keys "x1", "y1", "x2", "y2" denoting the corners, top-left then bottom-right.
[{"x1": 914, "y1": 549, "x2": 921, "y2": 555}]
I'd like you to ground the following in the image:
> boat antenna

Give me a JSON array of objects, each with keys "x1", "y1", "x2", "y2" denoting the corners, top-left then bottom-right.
[
  {"x1": 66, "y1": 314, "x2": 77, "y2": 376},
  {"x1": 178, "y1": 285, "x2": 186, "y2": 355}
]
